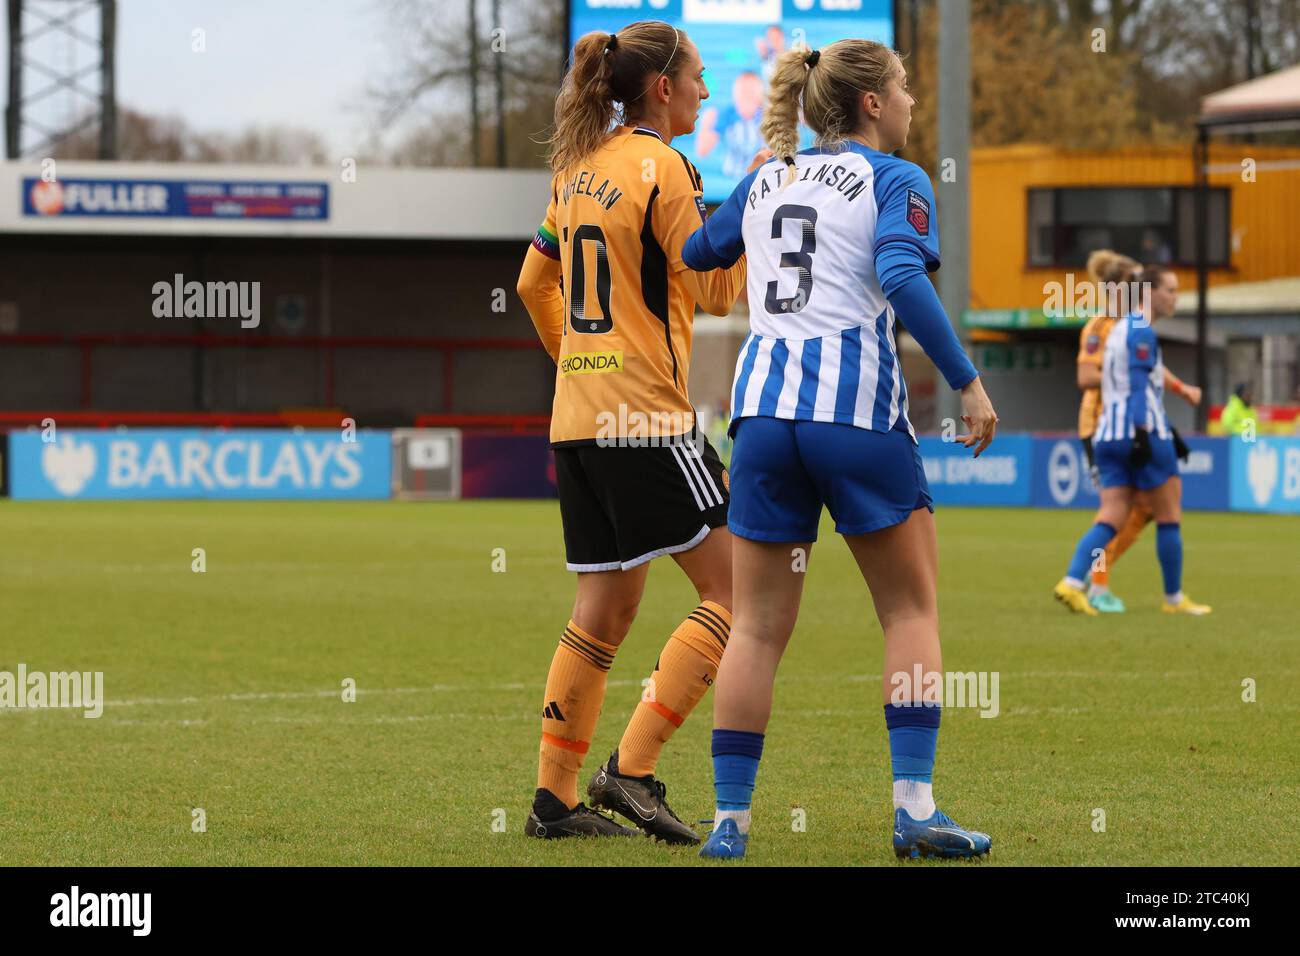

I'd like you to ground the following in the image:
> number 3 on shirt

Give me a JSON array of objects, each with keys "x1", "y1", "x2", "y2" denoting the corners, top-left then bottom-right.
[
  {"x1": 566, "y1": 224, "x2": 613, "y2": 334},
  {"x1": 765, "y1": 204, "x2": 818, "y2": 315}
]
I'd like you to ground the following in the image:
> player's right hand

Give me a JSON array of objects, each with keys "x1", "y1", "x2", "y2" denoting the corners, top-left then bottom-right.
[
  {"x1": 1129, "y1": 428, "x2": 1153, "y2": 467},
  {"x1": 746, "y1": 149, "x2": 775, "y2": 173},
  {"x1": 959, "y1": 376, "x2": 998, "y2": 458}
]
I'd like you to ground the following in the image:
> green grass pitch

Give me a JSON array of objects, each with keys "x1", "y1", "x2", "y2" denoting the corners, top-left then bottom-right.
[{"x1": 1, "y1": 500, "x2": 1296, "y2": 866}]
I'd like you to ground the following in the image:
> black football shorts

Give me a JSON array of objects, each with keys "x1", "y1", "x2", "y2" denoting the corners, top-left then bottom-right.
[{"x1": 555, "y1": 435, "x2": 729, "y2": 571}]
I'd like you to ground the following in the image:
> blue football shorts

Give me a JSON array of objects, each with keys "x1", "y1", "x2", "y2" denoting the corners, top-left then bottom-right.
[
  {"x1": 1094, "y1": 434, "x2": 1179, "y2": 491},
  {"x1": 727, "y1": 416, "x2": 933, "y2": 543}
]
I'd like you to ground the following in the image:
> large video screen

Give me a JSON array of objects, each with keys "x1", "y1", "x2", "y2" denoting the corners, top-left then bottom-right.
[{"x1": 568, "y1": 0, "x2": 895, "y2": 203}]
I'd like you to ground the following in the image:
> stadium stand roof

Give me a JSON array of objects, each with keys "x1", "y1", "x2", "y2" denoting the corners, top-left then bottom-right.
[
  {"x1": 1176, "y1": 276, "x2": 1300, "y2": 316},
  {"x1": 1174, "y1": 276, "x2": 1300, "y2": 336},
  {"x1": 1200, "y1": 65, "x2": 1300, "y2": 128},
  {"x1": 1189, "y1": 64, "x2": 1300, "y2": 424},
  {"x1": 0, "y1": 160, "x2": 552, "y2": 239}
]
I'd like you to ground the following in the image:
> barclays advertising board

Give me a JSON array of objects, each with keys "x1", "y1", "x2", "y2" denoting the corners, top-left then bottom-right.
[
  {"x1": 8, "y1": 430, "x2": 389, "y2": 500},
  {"x1": 1229, "y1": 436, "x2": 1300, "y2": 514}
]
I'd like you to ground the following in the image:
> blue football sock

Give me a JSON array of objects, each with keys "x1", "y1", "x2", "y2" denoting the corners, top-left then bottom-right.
[
  {"x1": 1156, "y1": 522, "x2": 1183, "y2": 597},
  {"x1": 1066, "y1": 522, "x2": 1117, "y2": 583},
  {"x1": 712, "y1": 729, "x2": 764, "y2": 811},
  {"x1": 883, "y1": 703, "x2": 941, "y2": 782}
]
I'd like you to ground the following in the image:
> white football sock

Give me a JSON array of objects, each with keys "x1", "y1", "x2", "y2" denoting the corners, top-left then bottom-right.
[
  {"x1": 893, "y1": 780, "x2": 936, "y2": 821},
  {"x1": 1088, "y1": 582, "x2": 1110, "y2": 597},
  {"x1": 714, "y1": 808, "x2": 751, "y2": 835},
  {"x1": 1165, "y1": 591, "x2": 1183, "y2": 605}
]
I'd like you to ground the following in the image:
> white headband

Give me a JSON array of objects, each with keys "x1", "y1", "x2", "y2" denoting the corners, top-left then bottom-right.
[{"x1": 627, "y1": 29, "x2": 681, "y2": 103}]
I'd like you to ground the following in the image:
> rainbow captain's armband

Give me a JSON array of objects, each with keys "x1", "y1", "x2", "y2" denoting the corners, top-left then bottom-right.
[{"x1": 532, "y1": 224, "x2": 560, "y2": 260}]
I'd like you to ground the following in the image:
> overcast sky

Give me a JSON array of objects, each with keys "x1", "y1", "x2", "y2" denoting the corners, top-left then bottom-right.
[{"x1": 3, "y1": 0, "x2": 391, "y2": 159}]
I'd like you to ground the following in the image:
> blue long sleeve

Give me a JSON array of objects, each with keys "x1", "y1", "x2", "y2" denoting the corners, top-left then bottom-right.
[
  {"x1": 875, "y1": 238, "x2": 977, "y2": 391},
  {"x1": 683, "y1": 223, "x2": 728, "y2": 271},
  {"x1": 683, "y1": 166, "x2": 761, "y2": 272},
  {"x1": 1127, "y1": 324, "x2": 1157, "y2": 432}
]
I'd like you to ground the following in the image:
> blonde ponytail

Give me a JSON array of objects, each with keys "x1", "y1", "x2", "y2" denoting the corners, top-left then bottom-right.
[
  {"x1": 1086, "y1": 248, "x2": 1142, "y2": 318},
  {"x1": 548, "y1": 32, "x2": 620, "y2": 175},
  {"x1": 547, "y1": 22, "x2": 685, "y2": 175},
  {"x1": 761, "y1": 38, "x2": 902, "y2": 179},
  {"x1": 1086, "y1": 249, "x2": 1138, "y2": 285},
  {"x1": 761, "y1": 48, "x2": 814, "y2": 186}
]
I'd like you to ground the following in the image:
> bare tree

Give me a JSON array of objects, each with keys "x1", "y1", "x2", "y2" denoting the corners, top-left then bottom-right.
[
  {"x1": 190, "y1": 126, "x2": 330, "y2": 165},
  {"x1": 54, "y1": 108, "x2": 329, "y2": 164},
  {"x1": 366, "y1": 0, "x2": 564, "y2": 167},
  {"x1": 901, "y1": 0, "x2": 1299, "y2": 170},
  {"x1": 1128, "y1": 0, "x2": 1300, "y2": 124}
]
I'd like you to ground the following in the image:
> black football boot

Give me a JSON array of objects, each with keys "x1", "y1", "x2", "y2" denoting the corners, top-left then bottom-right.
[
  {"x1": 586, "y1": 750, "x2": 700, "y2": 845},
  {"x1": 524, "y1": 787, "x2": 641, "y2": 839}
]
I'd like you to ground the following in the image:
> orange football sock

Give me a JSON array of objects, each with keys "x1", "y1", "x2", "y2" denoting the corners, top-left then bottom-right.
[
  {"x1": 617, "y1": 601, "x2": 731, "y2": 778},
  {"x1": 1096, "y1": 503, "x2": 1154, "y2": 585},
  {"x1": 537, "y1": 620, "x2": 619, "y2": 809}
]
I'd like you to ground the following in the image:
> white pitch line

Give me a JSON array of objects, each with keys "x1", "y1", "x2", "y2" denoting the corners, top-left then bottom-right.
[
  {"x1": 99, "y1": 680, "x2": 642, "y2": 709},
  {"x1": 83, "y1": 701, "x2": 1300, "y2": 730},
  {"x1": 3, "y1": 669, "x2": 1288, "y2": 718},
  {"x1": 98, "y1": 707, "x2": 858, "y2": 730},
  {"x1": 28, "y1": 669, "x2": 1275, "y2": 710}
]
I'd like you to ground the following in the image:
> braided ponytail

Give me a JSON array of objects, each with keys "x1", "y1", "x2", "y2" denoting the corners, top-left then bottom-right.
[{"x1": 761, "y1": 48, "x2": 814, "y2": 187}]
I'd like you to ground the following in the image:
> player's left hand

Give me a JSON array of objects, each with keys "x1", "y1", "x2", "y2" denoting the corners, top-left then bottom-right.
[
  {"x1": 1182, "y1": 384, "x2": 1202, "y2": 406},
  {"x1": 746, "y1": 149, "x2": 775, "y2": 174},
  {"x1": 959, "y1": 376, "x2": 998, "y2": 458},
  {"x1": 1171, "y1": 426, "x2": 1191, "y2": 461}
]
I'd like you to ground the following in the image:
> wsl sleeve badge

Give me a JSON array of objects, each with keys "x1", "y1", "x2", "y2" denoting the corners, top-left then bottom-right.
[{"x1": 906, "y1": 189, "x2": 930, "y2": 236}]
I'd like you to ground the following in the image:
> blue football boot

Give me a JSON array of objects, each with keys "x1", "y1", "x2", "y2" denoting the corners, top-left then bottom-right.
[
  {"x1": 1089, "y1": 590, "x2": 1126, "y2": 613},
  {"x1": 698, "y1": 818, "x2": 747, "y2": 860},
  {"x1": 893, "y1": 807, "x2": 991, "y2": 859}
]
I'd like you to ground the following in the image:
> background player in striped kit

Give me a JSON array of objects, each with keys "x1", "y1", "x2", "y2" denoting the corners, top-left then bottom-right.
[
  {"x1": 516, "y1": 21, "x2": 757, "y2": 843},
  {"x1": 682, "y1": 40, "x2": 999, "y2": 860},
  {"x1": 1055, "y1": 264, "x2": 1212, "y2": 617},
  {"x1": 1075, "y1": 250, "x2": 1203, "y2": 613}
]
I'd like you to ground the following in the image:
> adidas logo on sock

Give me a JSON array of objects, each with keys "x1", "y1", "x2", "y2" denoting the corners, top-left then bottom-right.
[{"x1": 542, "y1": 701, "x2": 566, "y2": 721}]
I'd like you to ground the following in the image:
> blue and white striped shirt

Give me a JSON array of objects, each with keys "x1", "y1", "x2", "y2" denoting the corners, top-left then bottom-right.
[
  {"x1": 683, "y1": 141, "x2": 976, "y2": 441},
  {"x1": 1095, "y1": 312, "x2": 1170, "y2": 442},
  {"x1": 731, "y1": 312, "x2": 912, "y2": 436}
]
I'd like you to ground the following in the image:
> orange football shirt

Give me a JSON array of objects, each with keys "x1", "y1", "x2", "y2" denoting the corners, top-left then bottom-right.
[
  {"x1": 533, "y1": 126, "x2": 718, "y2": 445},
  {"x1": 1076, "y1": 314, "x2": 1117, "y2": 438}
]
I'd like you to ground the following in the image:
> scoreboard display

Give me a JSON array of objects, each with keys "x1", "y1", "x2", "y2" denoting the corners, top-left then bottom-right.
[{"x1": 568, "y1": 0, "x2": 895, "y2": 203}]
